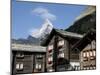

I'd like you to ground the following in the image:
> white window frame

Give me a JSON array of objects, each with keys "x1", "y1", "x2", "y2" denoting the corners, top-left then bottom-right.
[
  {"x1": 48, "y1": 45, "x2": 53, "y2": 51},
  {"x1": 83, "y1": 52, "x2": 87, "y2": 57},
  {"x1": 16, "y1": 63, "x2": 19, "y2": 70},
  {"x1": 16, "y1": 63, "x2": 23, "y2": 70},
  {"x1": 58, "y1": 40, "x2": 64, "y2": 46},
  {"x1": 20, "y1": 63, "x2": 23, "y2": 69},
  {"x1": 93, "y1": 50, "x2": 96, "y2": 56},
  {"x1": 90, "y1": 51, "x2": 93, "y2": 56},
  {"x1": 48, "y1": 56, "x2": 53, "y2": 62},
  {"x1": 86, "y1": 51, "x2": 89, "y2": 57},
  {"x1": 36, "y1": 63, "x2": 42, "y2": 69},
  {"x1": 59, "y1": 52, "x2": 64, "y2": 58}
]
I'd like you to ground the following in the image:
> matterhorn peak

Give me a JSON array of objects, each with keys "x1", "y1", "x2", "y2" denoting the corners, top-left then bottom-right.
[
  {"x1": 44, "y1": 19, "x2": 53, "y2": 27},
  {"x1": 40, "y1": 19, "x2": 53, "y2": 35},
  {"x1": 31, "y1": 19, "x2": 54, "y2": 39}
]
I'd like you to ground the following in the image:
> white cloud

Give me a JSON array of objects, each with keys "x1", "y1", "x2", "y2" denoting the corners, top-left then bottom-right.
[{"x1": 32, "y1": 7, "x2": 56, "y2": 21}]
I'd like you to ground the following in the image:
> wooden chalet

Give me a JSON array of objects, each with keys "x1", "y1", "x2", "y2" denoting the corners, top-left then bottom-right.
[
  {"x1": 72, "y1": 29, "x2": 96, "y2": 70},
  {"x1": 40, "y1": 28, "x2": 83, "y2": 72},
  {"x1": 11, "y1": 43, "x2": 46, "y2": 75}
]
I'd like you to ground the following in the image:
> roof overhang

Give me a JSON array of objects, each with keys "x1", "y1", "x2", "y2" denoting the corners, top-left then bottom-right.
[
  {"x1": 71, "y1": 29, "x2": 96, "y2": 52},
  {"x1": 40, "y1": 28, "x2": 83, "y2": 46}
]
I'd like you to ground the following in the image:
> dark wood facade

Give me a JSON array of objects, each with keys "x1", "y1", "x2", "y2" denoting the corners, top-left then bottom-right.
[
  {"x1": 40, "y1": 29, "x2": 83, "y2": 72},
  {"x1": 72, "y1": 29, "x2": 96, "y2": 70},
  {"x1": 80, "y1": 40, "x2": 96, "y2": 70},
  {"x1": 11, "y1": 44, "x2": 46, "y2": 75}
]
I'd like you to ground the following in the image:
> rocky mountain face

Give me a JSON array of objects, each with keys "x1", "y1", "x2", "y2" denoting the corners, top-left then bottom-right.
[
  {"x1": 12, "y1": 19, "x2": 53, "y2": 45},
  {"x1": 66, "y1": 9, "x2": 96, "y2": 34},
  {"x1": 12, "y1": 35, "x2": 40, "y2": 45}
]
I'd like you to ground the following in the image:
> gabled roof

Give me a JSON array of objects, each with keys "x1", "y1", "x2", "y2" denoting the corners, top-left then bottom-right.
[
  {"x1": 55, "y1": 29, "x2": 83, "y2": 39},
  {"x1": 40, "y1": 28, "x2": 83, "y2": 46},
  {"x1": 12, "y1": 43, "x2": 46, "y2": 52},
  {"x1": 71, "y1": 29, "x2": 96, "y2": 51}
]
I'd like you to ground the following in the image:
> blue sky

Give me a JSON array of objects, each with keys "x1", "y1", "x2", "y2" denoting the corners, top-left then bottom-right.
[{"x1": 12, "y1": 0, "x2": 88, "y2": 39}]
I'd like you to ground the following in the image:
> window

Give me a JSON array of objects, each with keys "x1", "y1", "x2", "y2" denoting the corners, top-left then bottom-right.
[
  {"x1": 16, "y1": 53, "x2": 24, "y2": 58},
  {"x1": 83, "y1": 52, "x2": 88, "y2": 61},
  {"x1": 48, "y1": 49, "x2": 53, "y2": 53},
  {"x1": 48, "y1": 57, "x2": 53, "y2": 64},
  {"x1": 90, "y1": 66, "x2": 93, "y2": 70},
  {"x1": 48, "y1": 56, "x2": 53, "y2": 64},
  {"x1": 36, "y1": 63, "x2": 42, "y2": 69},
  {"x1": 48, "y1": 45, "x2": 53, "y2": 50},
  {"x1": 20, "y1": 63, "x2": 23, "y2": 69},
  {"x1": 48, "y1": 67, "x2": 54, "y2": 72},
  {"x1": 83, "y1": 52, "x2": 87, "y2": 57},
  {"x1": 58, "y1": 40, "x2": 64, "y2": 46},
  {"x1": 90, "y1": 51, "x2": 93, "y2": 56},
  {"x1": 90, "y1": 50, "x2": 96, "y2": 56},
  {"x1": 48, "y1": 56, "x2": 53, "y2": 62},
  {"x1": 48, "y1": 45, "x2": 53, "y2": 53},
  {"x1": 16, "y1": 63, "x2": 23, "y2": 70},
  {"x1": 86, "y1": 52, "x2": 89, "y2": 57},
  {"x1": 59, "y1": 52, "x2": 64, "y2": 58},
  {"x1": 36, "y1": 55, "x2": 43, "y2": 58},
  {"x1": 89, "y1": 50, "x2": 96, "y2": 60},
  {"x1": 16, "y1": 64, "x2": 19, "y2": 69},
  {"x1": 83, "y1": 51, "x2": 89, "y2": 57},
  {"x1": 74, "y1": 66, "x2": 80, "y2": 70},
  {"x1": 93, "y1": 50, "x2": 96, "y2": 56}
]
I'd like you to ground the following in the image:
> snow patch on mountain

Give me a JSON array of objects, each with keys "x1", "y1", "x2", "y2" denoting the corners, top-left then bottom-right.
[{"x1": 31, "y1": 19, "x2": 53, "y2": 39}]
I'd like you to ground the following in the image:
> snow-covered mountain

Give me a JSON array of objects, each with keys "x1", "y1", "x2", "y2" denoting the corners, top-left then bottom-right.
[
  {"x1": 31, "y1": 19, "x2": 53, "y2": 39},
  {"x1": 12, "y1": 35, "x2": 40, "y2": 45},
  {"x1": 39, "y1": 19, "x2": 53, "y2": 39}
]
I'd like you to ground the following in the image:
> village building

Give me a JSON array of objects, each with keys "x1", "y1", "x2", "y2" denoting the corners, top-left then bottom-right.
[
  {"x1": 72, "y1": 29, "x2": 96, "y2": 70},
  {"x1": 11, "y1": 6, "x2": 96, "y2": 75},
  {"x1": 40, "y1": 6, "x2": 96, "y2": 72},
  {"x1": 40, "y1": 28, "x2": 83, "y2": 72},
  {"x1": 11, "y1": 43, "x2": 46, "y2": 75}
]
